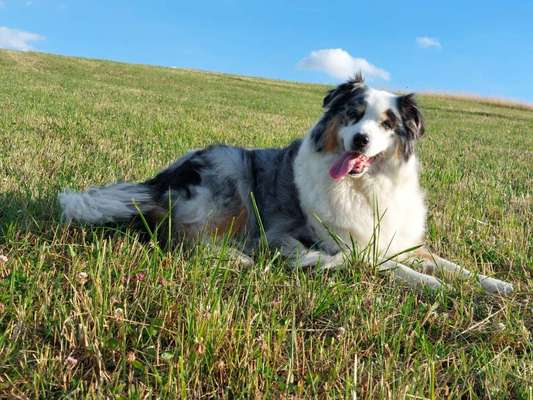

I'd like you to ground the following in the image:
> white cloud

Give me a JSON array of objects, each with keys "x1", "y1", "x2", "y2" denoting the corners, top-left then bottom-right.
[
  {"x1": 0, "y1": 26, "x2": 45, "y2": 51},
  {"x1": 298, "y1": 48, "x2": 390, "y2": 81},
  {"x1": 416, "y1": 36, "x2": 441, "y2": 49}
]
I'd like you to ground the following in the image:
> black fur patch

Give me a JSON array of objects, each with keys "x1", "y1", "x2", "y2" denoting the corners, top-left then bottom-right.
[
  {"x1": 397, "y1": 94, "x2": 425, "y2": 160},
  {"x1": 322, "y1": 73, "x2": 365, "y2": 109},
  {"x1": 312, "y1": 75, "x2": 367, "y2": 151},
  {"x1": 145, "y1": 156, "x2": 204, "y2": 200}
]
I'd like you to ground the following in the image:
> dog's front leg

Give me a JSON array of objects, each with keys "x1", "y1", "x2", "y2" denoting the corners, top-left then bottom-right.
[
  {"x1": 379, "y1": 259, "x2": 445, "y2": 290},
  {"x1": 317, "y1": 252, "x2": 346, "y2": 270},
  {"x1": 202, "y1": 240, "x2": 255, "y2": 267},
  {"x1": 412, "y1": 249, "x2": 513, "y2": 295},
  {"x1": 285, "y1": 245, "x2": 341, "y2": 269},
  {"x1": 320, "y1": 255, "x2": 446, "y2": 289},
  {"x1": 263, "y1": 232, "x2": 343, "y2": 269}
]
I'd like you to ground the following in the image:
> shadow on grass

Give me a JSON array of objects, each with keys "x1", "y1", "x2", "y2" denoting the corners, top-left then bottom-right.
[{"x1": 0, "y1": 190, "x2": 58, "y2": 232}]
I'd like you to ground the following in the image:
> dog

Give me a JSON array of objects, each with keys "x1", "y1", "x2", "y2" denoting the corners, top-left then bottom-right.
[{"x1": 59, "y1": 74, "x2": 513, "y2": 294}]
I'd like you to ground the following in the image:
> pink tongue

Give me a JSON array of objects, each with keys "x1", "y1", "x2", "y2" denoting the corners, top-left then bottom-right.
[{"x1": 329, "y1": 152, "x2": 367, "y2": 180}]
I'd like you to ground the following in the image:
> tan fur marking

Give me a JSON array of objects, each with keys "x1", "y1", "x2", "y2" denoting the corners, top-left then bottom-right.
[
  {"x1": 395, "y1": 141, "x2": 403, "y2": 160},
  {"x1": 413, "y1": 247, "x2": 434, "y2": 260},
  {"x1": 412, "y1": 248, "x2": 437, "y2": 275},
  {"x1": 323, "y1": 117, "x2": 340, "y2": 153},
  {"x1": 209, "y1": 207, "x2": 248, "y2": 236}
]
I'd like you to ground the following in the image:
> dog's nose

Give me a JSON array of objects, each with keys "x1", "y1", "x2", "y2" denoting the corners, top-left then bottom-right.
[{"x1": 352, "y1": 133, "x2": 369, "y2": 151}]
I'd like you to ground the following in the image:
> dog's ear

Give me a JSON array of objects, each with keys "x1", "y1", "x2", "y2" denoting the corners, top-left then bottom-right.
[
  {"x1": 397, "y1": 94, "x2": 425, "y2": 160},
  {"x1": 323, "y1": 73, "x2": 365, "y2": 108},
  {"x1": 398, "y1": 94, "x2": 425, "y2": 139}
]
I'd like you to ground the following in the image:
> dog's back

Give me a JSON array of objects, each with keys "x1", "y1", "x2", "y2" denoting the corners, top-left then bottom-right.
[{"x1": 59, "y1": 140, "x2": 314, "y2": 248}]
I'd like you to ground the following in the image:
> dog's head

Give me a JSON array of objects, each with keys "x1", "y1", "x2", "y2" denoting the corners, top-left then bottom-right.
[{"x1": 311, "y1": 74, "x2": 425, "y2": 180}]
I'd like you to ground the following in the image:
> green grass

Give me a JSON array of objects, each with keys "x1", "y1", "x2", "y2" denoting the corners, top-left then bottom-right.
[{"x1": 0, "y1": 50, "x2": 532, "y2": 399}]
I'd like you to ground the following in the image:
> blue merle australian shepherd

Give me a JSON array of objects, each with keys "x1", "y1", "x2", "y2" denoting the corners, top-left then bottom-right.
[{"x1": 59, "y1": 74, "x2": 512, "y2": 294}]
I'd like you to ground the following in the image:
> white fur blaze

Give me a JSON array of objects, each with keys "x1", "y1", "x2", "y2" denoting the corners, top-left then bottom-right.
[{"x1": 58, "y1": 183, "x2": 156, "y2": 224}]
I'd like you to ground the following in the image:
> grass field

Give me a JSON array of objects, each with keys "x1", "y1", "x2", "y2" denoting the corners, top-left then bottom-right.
[{"x1": 0, "y1": 49, "x2": 532, "y2": 399}]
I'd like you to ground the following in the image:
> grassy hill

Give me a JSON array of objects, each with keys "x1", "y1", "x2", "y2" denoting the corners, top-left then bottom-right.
[{"x1": 0, "y1": 50, "x2": 531, "y2": 399}]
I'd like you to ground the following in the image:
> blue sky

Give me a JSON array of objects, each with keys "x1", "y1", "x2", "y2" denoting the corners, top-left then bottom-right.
[{"x1": 1, "y1": 0, "x2": 533, "y2": 102}]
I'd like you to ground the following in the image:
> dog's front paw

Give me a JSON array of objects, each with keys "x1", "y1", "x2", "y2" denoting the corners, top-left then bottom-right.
[
  {"x1": 319, "y1": 253, "x2": 345, "y2": 271},
  {"x1": 233, "y1": 252, "x2": 255, "y2": 267},
  {"x1": 216, "y1": 246, "x2": 255, "y2": 267},
  {"x1": 479, "y1": 276, "x2": 513, "y2": 295}
]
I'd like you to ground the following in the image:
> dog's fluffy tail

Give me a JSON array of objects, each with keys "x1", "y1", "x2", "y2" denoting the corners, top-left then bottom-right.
[{"x1": 58, "y1": 182, "x2": 158, "y2": 224}]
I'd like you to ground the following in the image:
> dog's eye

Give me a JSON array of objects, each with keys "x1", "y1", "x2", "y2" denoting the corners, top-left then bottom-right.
[
  {"x1": 347, "y1": 109, "x2": 362, "y2": 121},
  {"x1": 381, "y1": 110, "x2": 398, "y2": 130},
  {"x1": 381, "y1": 119, "x2": 395, "y2": 130}
]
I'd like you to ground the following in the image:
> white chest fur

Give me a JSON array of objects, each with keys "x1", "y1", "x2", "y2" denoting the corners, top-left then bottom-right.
[{"x1": 293, "y1": 138, "x2": 427, "y2": 257}]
